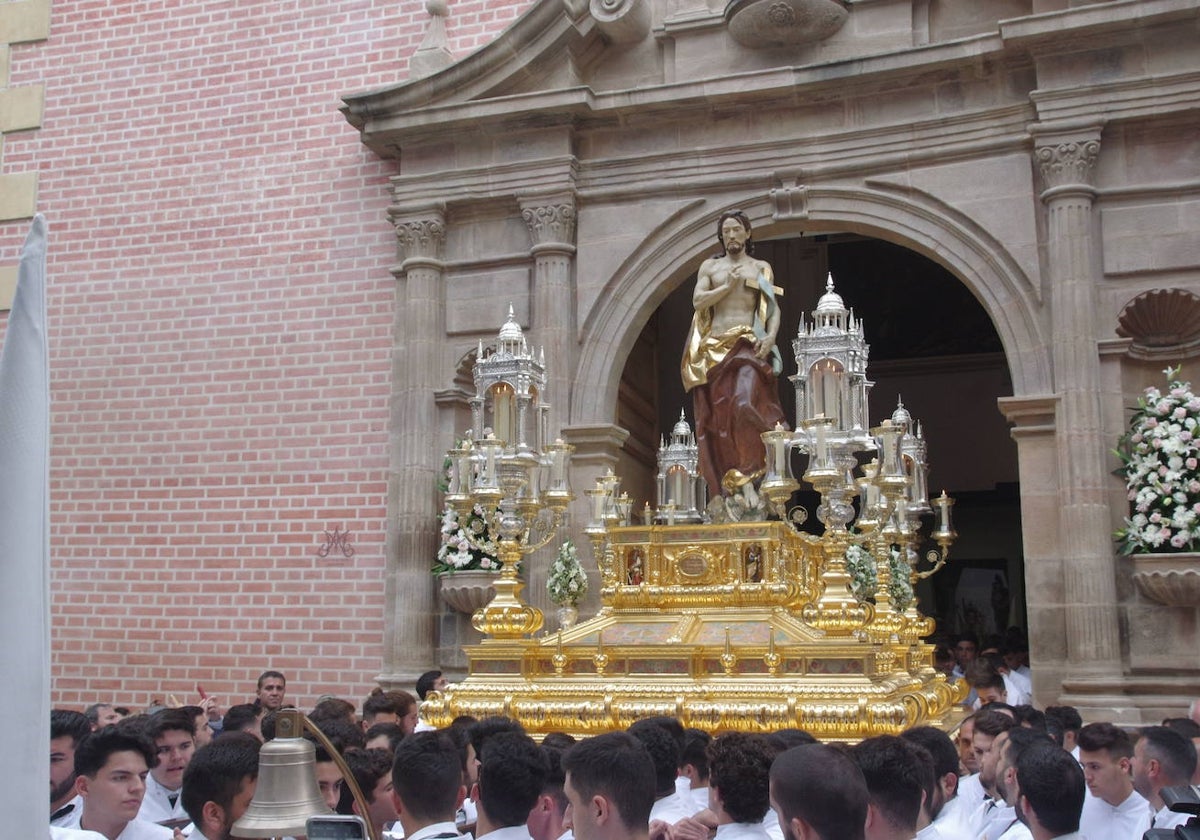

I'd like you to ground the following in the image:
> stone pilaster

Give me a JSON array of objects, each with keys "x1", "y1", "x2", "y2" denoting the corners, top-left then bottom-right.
[
  {"x1": 520, "y1": 195, "x2": 577, "y2": 436},
  {"x1": 379, "y1": 208, "x2": 446, "y2": 688},
  {"x1": 1032, "y1": 125, "x2": 1122, "y2": 678}
]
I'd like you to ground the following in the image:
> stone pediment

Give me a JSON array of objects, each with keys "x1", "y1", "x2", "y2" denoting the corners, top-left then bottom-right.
[{"x1": 343, "y1": 0, "x2": 1200, "y2": 161}]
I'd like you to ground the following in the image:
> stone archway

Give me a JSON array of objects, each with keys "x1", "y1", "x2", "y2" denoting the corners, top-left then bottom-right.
[{"x1": 572, "y1": 186, "x2": 1049, "y2": 431}]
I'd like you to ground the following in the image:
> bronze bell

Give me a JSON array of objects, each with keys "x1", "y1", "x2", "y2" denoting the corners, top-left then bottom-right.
[{"x1": 232, "y1": 718, "x2": 331, "y2": 838}]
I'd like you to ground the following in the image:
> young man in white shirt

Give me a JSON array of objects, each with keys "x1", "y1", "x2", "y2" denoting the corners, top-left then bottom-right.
[
  {"x1": 900, "y1": 726, "x2": 963, "y2": 838},
  {"x1": 474, "y1": 732, "x2": 548, "y2": 840},
  {"x1": 1014, "y1": 742, "x2": 1086, "y2": 840},
  {"x1": 769, "y1": 743, "x2": 868, "y2": 840},
  {"x1": 138, "y1": 709, "x2": 196, "y2": 827},
  {"x1": 562, "y1": 732, "x2": 655, "y2": 840},
  {"x1": 1076, "y1": 723, "x2": 1151, "y2": 840},
  {"x1": 391, "y1": 731, "x2": 468, "y2": 840},
  {"x1": 63, "y1": 727, "x2": 172, "y2": 840},
  {"x1": 851, "y1": 735, "x2": 931, "y2": 840},
  {"x1": 706, "y1": 734, "x2": 774, "y2": 840},
  {"x1": 179, "y1": 734, "x2": 260, "y2": 840}
]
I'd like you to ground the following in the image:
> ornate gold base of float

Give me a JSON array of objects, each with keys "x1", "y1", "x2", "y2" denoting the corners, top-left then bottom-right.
[{"x1": 423, "y1": 520, "x2": 965, "y2": 740}]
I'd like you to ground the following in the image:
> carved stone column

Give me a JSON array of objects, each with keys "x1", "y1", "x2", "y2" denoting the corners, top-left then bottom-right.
[
  {"x1": 520, "y1": 195, "x2": 577, "y2": 434},
  {"x1": 1033, "y1": 125, "x2": 1122, "y2": 678},
  {"x1": 379, "y1": 208, "x2": 446, "y2": 688}
]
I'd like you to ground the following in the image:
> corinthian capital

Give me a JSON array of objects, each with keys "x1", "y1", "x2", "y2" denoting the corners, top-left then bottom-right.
[
  {"x1": 520, "y1": 198, "x2": 577, "y2": 249},
  {"x1": 1032, "y1": 124, "x2": 1102, "y2": 194},
  {"x1": 393, "y1": 211, "x2": 446, "y2": 262}
]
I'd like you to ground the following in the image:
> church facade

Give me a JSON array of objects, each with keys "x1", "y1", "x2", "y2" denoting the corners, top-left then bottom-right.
[
  {"x1": 347, "y1": 0, "x2": 1200, "y2": 720},
  {"x1": 2, "y1": 0, "x2": 1197, "y2": 717}
]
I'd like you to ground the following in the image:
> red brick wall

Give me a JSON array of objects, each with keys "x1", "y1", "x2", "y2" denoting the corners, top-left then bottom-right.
[{"x1": 1, "y1": 0, "x2": 534, "y2": 713}]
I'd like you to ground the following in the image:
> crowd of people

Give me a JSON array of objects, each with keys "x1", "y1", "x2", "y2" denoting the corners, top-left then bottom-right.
[{"x1": 46, "y1": 660, "x2": 1200, "y2": 840}]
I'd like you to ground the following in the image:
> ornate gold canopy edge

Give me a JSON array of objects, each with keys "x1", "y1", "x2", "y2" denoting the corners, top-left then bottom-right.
[{"x1": 422, "y1": 520, "x2": 966, "y2": 741}]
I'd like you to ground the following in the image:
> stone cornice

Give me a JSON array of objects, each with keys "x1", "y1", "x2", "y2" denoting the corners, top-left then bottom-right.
[{"x1": 998, "y1": 0, "x2": 1199, "y2": 52}]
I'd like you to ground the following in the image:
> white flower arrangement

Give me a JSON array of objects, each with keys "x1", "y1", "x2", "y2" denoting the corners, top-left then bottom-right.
[
  {"x1": 433, "y1": 503, "x2": 502, "y2": 575},
  {"x1": 1115, "y1": 366, "x2": 1200, "y2": 555},
  {"x1": 547, "y1": 539, "x2": 588, "y2": 607},
  {"x1": 845, "y1": 543, "x2": 915, "y2": 611}
]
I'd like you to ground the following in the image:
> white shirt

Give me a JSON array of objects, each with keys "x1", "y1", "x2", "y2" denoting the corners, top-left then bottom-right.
[
  {"x1": 407, "y1": 821, "x2": 463, "y2": 840},
  {"x1": 50, "y1": 829, "x2": 107, "y2": 840},
  {"x1": 476, "y1": 826, "x2": 534, "y2": 840},
  {"x1": 760, "y1": 811, "x2": 783, "y2": 840},
  {"x1": 52, "y1": 795, "x2": 85, "y2": 828},
  {"x1": 138, "y1": 773, "x2": 188, "y2": 825},
  {"x1": 59, "y1": 806, "x2": 172, "y2": 840},
  {"x1": 713, "y1": 823, "x2": 771, "y2": 840},
  {"x1": 650, "y1": 791, "x2": 696, "y2": 825},
  {"x1": 1152, "y1": 802, "x2": 1191, "y2": 830},
  {"x1": 995, "y1": 818, "x2": 1032, "y2": 840},
  {"x1": 1001, "y1": 673, "x2": 1030, "y2": 707},
  {"x1": 980, "y1": 801, "x2": 1020, "y2": 840},
  {"x1": 689, "y1": 786, "x2": 711, "y2": 814},
  {"x1": 1078, "y1": 788, "x2": 1151, "y2": 840}
]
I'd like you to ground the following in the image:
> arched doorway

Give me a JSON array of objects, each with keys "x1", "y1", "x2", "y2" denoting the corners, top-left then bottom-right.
[{"x1": 613, "y1": 232, "x2": 1026, "y2": 645}]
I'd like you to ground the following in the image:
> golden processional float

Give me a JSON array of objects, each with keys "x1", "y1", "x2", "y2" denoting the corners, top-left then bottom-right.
[{"x1": 423, "y1": 281, "x2": 965, "y2": 740}]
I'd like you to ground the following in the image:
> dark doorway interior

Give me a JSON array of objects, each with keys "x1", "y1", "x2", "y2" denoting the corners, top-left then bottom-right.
[{"x1": 617, "y1": 233, "x2": 1027, "y2": 642}]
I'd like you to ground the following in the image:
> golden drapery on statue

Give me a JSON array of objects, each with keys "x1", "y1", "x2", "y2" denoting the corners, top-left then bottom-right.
[{"x1": 682, "y1": 213, "x2": 788, "y2": 502}]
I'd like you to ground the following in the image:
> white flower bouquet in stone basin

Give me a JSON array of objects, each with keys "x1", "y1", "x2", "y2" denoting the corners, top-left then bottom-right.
[{"x1": 1115, "y1": 366, "x2": 1200, "y2": 555}]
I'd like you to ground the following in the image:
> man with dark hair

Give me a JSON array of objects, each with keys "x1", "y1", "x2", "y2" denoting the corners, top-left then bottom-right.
[
  {"x1": 679, "y1": 729, "x2": 712, "y2": 814},
  {"x1": 1132, "y1": 725, "x2": 1198, "y2": 831},
  {"x1": 706, "y1": 733, "x2": 773, "y2": 840},
  {"x1": 957, "y1": 714, "x2": 979, "y2": 776},
  {"x1": 138, "y1": 709, "x2": 196, "y2": 826},
  {"x1": 851, "y1": 735, "x2": 933, "y2": 840},
  {"x1": 311, "y1": 742, "x2": 345, "y2": 811},
  {"x1": 366, "y1": 721, "x2": 406, "y2": 752},
  {"x1": 180, "y1": 705, "x2": 215, "y2": 749},
  {"x1": 254, "y1": 671, "x2": 286, "y2": 712},
  {"x1": 346, "y1": 748, "x2": 401, "y2": 839},
  {"x1": 901, "y1": 726, "x2": 962, "y2": 836},
  {"x1": 1076, "y1": 722, "x2": 1149, "y2": 840},
  {"x1": 474, "y1": 731, "x2": 547, "y2": 840},
  {"x1": 967, "y1": 663, "x2": 1011, "y2": 707},
  {"x1": 180, "y1": 734, "x2": 260, "y2": 840},
  {"x1": 362, "y1": 689, "x2": 419, "y2": 735},
  {"x1": 417, "y1": 670, "x2": 448, "y2": 701},
  {"x1": 527, "y1": 744, "x2": 570, "y2": 840},
  {"x1": 959, "y1": 710, "x2": 1017, "y2": 838},
  {"x1": 562, "y1": 731, "x2": 655, "y2": 840},
  {"x1": 628, "y1": 718, "x2": 694, "y2": 824},
  {"x1": 465, "y1": 716, "x2": 528, "y2": 830},
  {"x1": 64, "y1": 726, "x2": 172, "y2": 839},
  {"x1": 391, "y1": 731, "x2": 468, "y2": 840},
  {"x1": 990, "y1": 727, "x2": 1046, "y2": 840},
  {"x1": 1015, "y1": 742, "x2": 1085, "y2": 840},
  {"x1": 85, "y1": 704, "x2": 124, "y2": 731},
  {"x1": 52, "y1": 710, "x2": 95, "y2": 826},
  {"x1": 1043, "y1": 707, "x2": 1082, "y2": 756},
  {"x1": 769, "y1": 743, "x2": 867, "y2": 840},
  {"x1": 221, "y1": 704, "x2": 262, "y2": 740}
]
